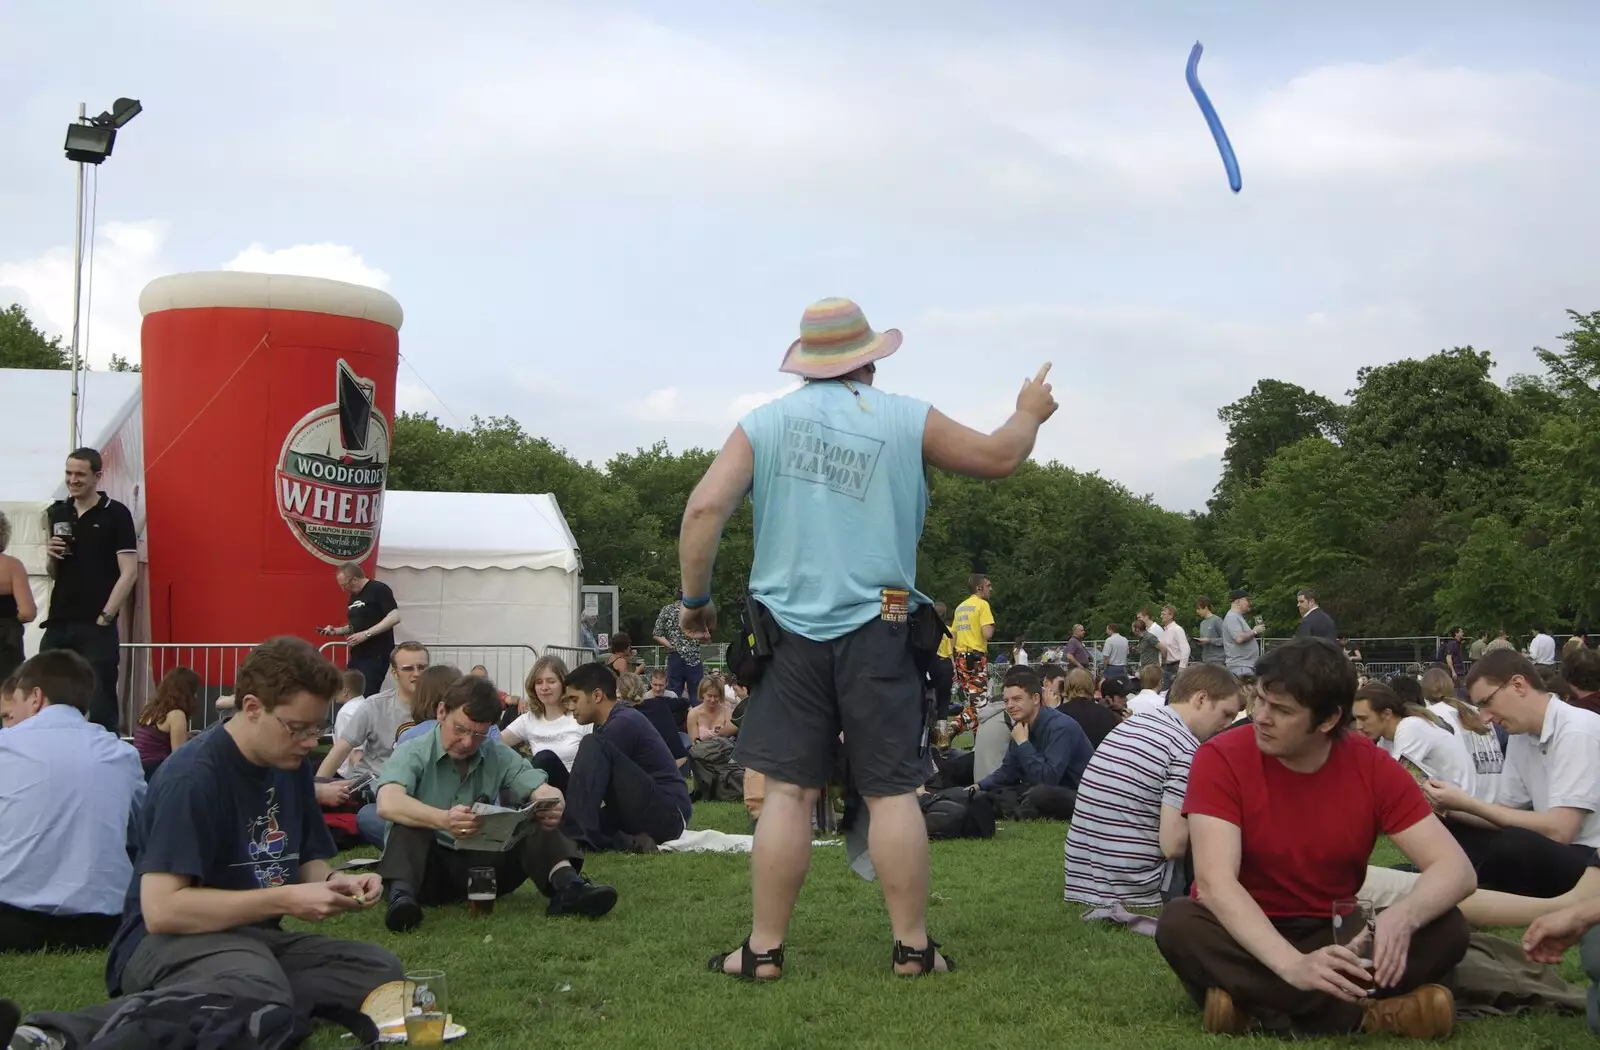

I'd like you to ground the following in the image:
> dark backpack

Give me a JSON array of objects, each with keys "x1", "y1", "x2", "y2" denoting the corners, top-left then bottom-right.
[{"x1": 919, "y1": 787, "x2": 995, "y2": 840}]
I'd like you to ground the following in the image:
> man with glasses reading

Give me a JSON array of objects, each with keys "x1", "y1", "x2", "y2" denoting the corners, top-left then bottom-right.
[
  {"x1": 372, "y1": 674, "x2": 617, "y2": 933},
  {"x1": 1423, "y1": 648, "x2": 1600, "y2": 899},
  {"x1": 317, "y1": 642, "x2": 429, "y2": 846}
]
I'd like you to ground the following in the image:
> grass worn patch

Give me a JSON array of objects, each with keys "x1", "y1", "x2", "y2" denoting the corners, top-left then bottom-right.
[{"x1": 0, "y1": 805, "x2": 1589, "y2": 1048}]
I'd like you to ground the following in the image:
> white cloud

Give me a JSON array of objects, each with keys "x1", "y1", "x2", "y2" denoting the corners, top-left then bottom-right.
[
  {"x1": 222, "y1": 243, "x2": 391, "y2": 290},
  {"x1": 627, "y1": 386, "x2": 680, "y2": 423},
  {"x1": 725, "y1": 384, "x2": 801, "y2": 422},
  {"x1": 0, "y1": 219, "x2": 169, "y2": 368}
]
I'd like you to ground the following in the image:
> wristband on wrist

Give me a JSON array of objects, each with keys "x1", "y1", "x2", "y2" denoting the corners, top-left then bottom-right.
[{"x1": 681, "y1": 595, "x2": 711, "y2": 609}]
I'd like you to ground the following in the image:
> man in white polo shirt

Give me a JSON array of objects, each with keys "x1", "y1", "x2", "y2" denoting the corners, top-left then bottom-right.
[
  {"x1": 1424, "y1": 648, "x2": 1600, "y2": 899},
  {"x1": 1065, "y1": 664, "x2": 1242, "y2": 908}
]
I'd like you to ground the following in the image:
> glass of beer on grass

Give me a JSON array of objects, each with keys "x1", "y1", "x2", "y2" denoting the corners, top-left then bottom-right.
[
  {"x1": 403, "y1": 970, "x2": 448, "y2": 1046},
  {"x1": 467, "y1": 866, "x2": 497, "y2": 918}
]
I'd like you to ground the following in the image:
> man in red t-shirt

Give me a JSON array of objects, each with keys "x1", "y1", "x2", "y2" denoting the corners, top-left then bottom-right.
[{"x1": 1154, "y1": 637, "x2": 1475, "y2": 1038}]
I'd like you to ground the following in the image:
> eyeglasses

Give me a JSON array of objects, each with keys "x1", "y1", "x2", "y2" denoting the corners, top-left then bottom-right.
[
  {"x1": 269, "y1": 711, "x2": 324, "y2": 741},
  {"x1": 445, "y1": 720, "x2": 492, "y2": 741},
  {"x1": 396, "y1": 663, "x2": 429, "y2": 673}
]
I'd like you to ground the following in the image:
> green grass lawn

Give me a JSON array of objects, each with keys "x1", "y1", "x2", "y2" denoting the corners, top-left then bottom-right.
[{"x1": 1, "y1": 805, "x2": 1590, "y2": 1048}]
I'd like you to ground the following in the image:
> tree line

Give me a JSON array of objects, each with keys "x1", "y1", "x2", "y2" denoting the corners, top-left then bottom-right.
[{"x1": 7, "y1": 300, "x2": 1598, "y2": 645}]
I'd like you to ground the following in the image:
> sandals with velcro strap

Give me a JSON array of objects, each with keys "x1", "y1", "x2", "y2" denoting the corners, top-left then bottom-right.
[
  {"x1": 892, "y1": 937, "x2": 955, "y2": 976},
  {"x1": 707, "y1": 937, "x2": 784, "y2": 981}
]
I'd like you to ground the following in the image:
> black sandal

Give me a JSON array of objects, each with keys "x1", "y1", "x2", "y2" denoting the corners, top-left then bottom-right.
[
  {"x1": 708, "y1": 937, "x2": 785, "y2": 981},
  {"x1": 892, "y1": 937, "x2": 955, "y2": 976}
]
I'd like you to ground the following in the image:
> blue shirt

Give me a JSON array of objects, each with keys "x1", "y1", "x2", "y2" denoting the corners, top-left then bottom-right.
[
  {"x1": 600, "y1": 705, "x2": 692, "y2": 822},
  {"x1": 0, "y1": 704, "x2": 144, "y2": 916},
  {"x1": 740, "y1": 381, "x2": 931, "y2": 641},
  {"x1": 105, "y1": 724, "x2": 335, "y2": 994},
  {"x1": 977, "y1": 705, "x2": 1094, "y2": 791},
  {"x1": 396, "y1": 719, "x2": 500, "y2": 746}
]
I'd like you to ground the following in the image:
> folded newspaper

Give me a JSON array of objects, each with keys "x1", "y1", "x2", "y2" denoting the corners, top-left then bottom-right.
[{"x1": 467, "y1": 800, "x2": 538, "y2": 851}]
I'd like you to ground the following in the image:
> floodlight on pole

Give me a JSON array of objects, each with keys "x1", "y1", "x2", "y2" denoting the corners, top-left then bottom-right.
[{"x1": 63, "y1": 97, "x2": 141, "y2": 449}]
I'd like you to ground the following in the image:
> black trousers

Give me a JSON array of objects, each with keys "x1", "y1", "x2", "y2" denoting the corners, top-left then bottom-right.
[
  {"x1": 40, "y1": 620, "x2": 120, "y2": 732},
  {"x1": 346, "y1": 648, "x2": 392, "y2": 699},
  {"x1": 562, "y1": 733, "x2": 686, "y2": 851},
  {"x1": 1447, "y1": 822, "x2": 1595, "y2": 898},
  {"x1": 530, "y1": 749, "x2": 570, "y2": 795},
  {"x1": 0, "y1": 901, "x2": 120, "y2": 953},
  {"x1": 376, "y1": 822, "x2": 583, "y2": 905}
]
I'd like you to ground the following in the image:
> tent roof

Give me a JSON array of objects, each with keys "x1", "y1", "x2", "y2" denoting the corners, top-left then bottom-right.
[
  {"x1": 377, "y1": 490, "x2": 581, "y2": 573},
  {"x1": 0, "y1": 369, "x2": 143, "y2": 502}
]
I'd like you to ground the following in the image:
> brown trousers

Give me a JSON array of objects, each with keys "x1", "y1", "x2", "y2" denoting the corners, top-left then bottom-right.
[{"x1": 1155, "y1": 896, "x2": 1470, "y2": 1035}]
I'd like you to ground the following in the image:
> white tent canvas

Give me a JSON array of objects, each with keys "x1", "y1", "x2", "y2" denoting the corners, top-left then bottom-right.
[
  {"x1": 0, "y1": 369, "x2": 145, "y2": 660},
  {"x1": 375, "y1": 490, "x2": 581, "y2": 691}
]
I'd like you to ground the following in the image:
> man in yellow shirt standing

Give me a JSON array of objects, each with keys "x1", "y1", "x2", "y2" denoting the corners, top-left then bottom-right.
[{"x1": 950, "y1": 575, "x2": 996, "y2": 734}]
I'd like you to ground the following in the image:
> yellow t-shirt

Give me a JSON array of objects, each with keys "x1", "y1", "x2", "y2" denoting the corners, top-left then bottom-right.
[
  {"x1": 937, "y1": 633, "x2": 952, "y2": 660},
  {"x1": 952, "y1": 595, "x2": 994, "y2": 654}
]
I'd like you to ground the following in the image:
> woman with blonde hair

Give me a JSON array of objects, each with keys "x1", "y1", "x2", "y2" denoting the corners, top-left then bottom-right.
[
  {"x1": 502, "y1": 654, "x2": 590, "y2": 781},
  {"x1": 687, "y1": 675, "x2": 743, "y2": 801},
  {"x1": 0, "y1": 514, "x2": 36, "y2": 681},
  {"x1": 132, "y1": 667, "x2": 201, "y2": 779},
  {"x1": 616, "y1": 671, "x2": 646, "y2": 705},
  {"x1": 1420, "y1": 666, "x2": 1503, "y2": 803}
]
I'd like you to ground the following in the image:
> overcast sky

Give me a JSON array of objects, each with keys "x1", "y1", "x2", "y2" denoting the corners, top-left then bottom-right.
[{"x1": 3, "y1": 1, "x2": 1597, "y2": 511}]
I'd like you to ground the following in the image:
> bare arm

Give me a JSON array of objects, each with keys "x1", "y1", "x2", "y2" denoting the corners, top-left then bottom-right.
[
  {"x1": 353, "y1": 609, "x2": 402, "y2": 642},
  {"x1": 923, "y1": 364, "x2": 1057, "y2": 479},
  {"x1": 163, "y1": 710, "x2": 189, "y2": 753},
  {"x1": 104, "y1": 551, "x2": 138, "y2": 619},
  {"x1": 140, "y1": 871, "x2": 289, "y2": 936},
  {"x1": 9, "y1": 558, "x2": 35, "y2": 623},
  {"x1": 679, "y1": 427, "x2": 755, "y2": 599},
  {"x1": 1385, "y1": 816, "x2": 1476, "y2": 928},
  {"x1": 1158, "y1": 805, "x2": 1189, "y2": 859},
  {"x1": 1444, "y1": 793, "x2": 1585, "y2": 845},
  {"x1": 316, "y1": 738, "x2": 356, "y2": 780},
  {"x1": 376, "y1": 782, "x2": 450, "y2": 832},
  {"x1": 1190, "y1": 814, "x2": 1305, "y2": 978}
]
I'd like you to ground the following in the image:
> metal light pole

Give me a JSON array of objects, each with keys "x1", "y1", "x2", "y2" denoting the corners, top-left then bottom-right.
[{"x1": 69, "y1": 103, "x2": 86, "y2": 451}]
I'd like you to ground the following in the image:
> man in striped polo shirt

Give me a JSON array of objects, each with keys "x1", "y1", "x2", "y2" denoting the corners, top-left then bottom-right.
[{"x1": 1064, "y1": 664, "x2": 1243, "y2": 908}]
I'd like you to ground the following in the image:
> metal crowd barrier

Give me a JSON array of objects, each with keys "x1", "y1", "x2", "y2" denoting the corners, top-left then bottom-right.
[
  {"x1": 319, "y1": 640, "x2": 541, "y2": 699},
  {"x1": 119, "y1": 642, "x2": 261, "y2": 735}
]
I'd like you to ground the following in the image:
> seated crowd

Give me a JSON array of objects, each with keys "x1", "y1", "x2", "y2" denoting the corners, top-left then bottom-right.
[{"x1": 10, "y1": 627, "x2": 1600, "y2": 1044}]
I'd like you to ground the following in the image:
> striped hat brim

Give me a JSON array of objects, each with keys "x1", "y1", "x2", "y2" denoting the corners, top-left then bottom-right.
[{"x1": 779, "y1": 327, "x2": 902, "y2": 379}]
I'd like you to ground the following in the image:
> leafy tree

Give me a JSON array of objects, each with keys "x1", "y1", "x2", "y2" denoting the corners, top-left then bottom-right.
[
  {"x1": 0, "y1": 303, "x2": 69, "y2": 369},
  {"x1": 1087, "y1": 560, "x2": 1154, "y2": 639},
  {"x1": 1212, "y1": 379, "x2": 1343, "y2": 508},
  {"x1": 108, "y1": 353, "x2": 140, "y2": 372},
  {"x1": 1433, "y1": 515, "x2": 1556, "y2": 636},
  {"x1": 1160, "y1": 551, "x2": 1231, "y2": 632}
]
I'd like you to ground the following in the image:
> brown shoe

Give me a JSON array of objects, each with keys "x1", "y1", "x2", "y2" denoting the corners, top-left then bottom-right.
[
  {"x1": 1202, "y1": 987, "x2": 1255, "y2": 1035},
  {"x1": 1360, "y1": 984, "x2": 1454, "y2": 1039}
]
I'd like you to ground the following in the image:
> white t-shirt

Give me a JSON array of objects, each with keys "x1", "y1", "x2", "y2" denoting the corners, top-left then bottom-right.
[
  {"x1": 1014, "y1": 648, "x2": 1030, "y2": 666},
  {"x1": 1428, "y1": 701, "x2": 1504, "y2": 804},
  {"x1": 333, "y1": 696, "x2": 366, "y2": 778},
  {"x1": 1381, "y1": 716, "x2": 1478, "y2": 798},
  {"x1": 504, "y1": 712, "x2": 593, "y2": 771},
  {"x1": 1127, "y1": 690, "x2": 1165, "y2": 718},
  {"x1": 1499, "y1": 697, "x2": 1600, "y2": 847},
  {"x1": 1529, "y1": 634, "x2": 1558, "y2": 665}
]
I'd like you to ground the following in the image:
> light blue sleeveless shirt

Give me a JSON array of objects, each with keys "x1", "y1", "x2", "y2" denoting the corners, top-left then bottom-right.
[{"x1": 739, "y1": 381, "x2": 931, "y2": 641}]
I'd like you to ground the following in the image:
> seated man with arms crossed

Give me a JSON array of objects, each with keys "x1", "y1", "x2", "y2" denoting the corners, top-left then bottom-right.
[
  {"x1": 968, "y1": 666, "x2": 1092, "y2": 820},
  {"x1": 374, "y1": 673, "x2": 618, "y2": 932},
  {"x1": 1422, "y1": 648, "x2": 1600, "y2": 900},
  {"x1": 8, "y1": 637, "x2": 402, "y2": 1050},
  {"x1": 1065, "y1": 664, "x2": 1241, "y2": 909},
  {"x1": 0, "y1": 654, "x2": 144, "y2": 953},
  {"x1": 1155, "y1": 638, "x2": 1475, "y2": 1039},
  {"x1": 563, "y1": 663, "x2": 693, "y2": 853}
]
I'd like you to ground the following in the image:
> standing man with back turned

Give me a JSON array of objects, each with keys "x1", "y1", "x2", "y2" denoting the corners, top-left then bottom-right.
[
  {"x1": 41, "y1": 448, "x2": 139, "y2": 734},
  {"x1": 318, "y1": 562, "x2": 401, "y2": 698},
  {"x1": 677, "y1": 297, "x2": 1058, "y2": 980},
  {"x1": 950, "y1": 575, "x2": 997, "y2": 735}
]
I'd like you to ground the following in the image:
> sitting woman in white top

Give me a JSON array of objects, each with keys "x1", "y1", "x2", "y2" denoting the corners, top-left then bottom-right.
[
  {"x1": 1350, "y1": 681, "x2": 1478, "y2": 797},
  {"x1": 1420, "y1": 666, "x2": 1504, "y2": 804},
  {"x1": 501, "y1": 655, "x2": 591, "y2": 793}
]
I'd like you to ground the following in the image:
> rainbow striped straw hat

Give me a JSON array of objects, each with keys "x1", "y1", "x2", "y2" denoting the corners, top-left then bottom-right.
[{"x1": 779, "y1": 297, "x2": 903, "y2": 379}]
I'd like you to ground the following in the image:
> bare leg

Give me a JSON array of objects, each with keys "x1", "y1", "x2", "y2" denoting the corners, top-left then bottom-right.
[
  {"x1": 1461, "y1": 868, "x2": 1600, "y2": 927},
  {"x1": 863, "y1": 792, "x2": 950, "y2": 973},
  {"x1": 724, "y1": 778, "x2": 818, "y2": 977}
]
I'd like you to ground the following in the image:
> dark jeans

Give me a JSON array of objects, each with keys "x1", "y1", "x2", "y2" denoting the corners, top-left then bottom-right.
[
  {"x1": 0, "y1": 902, "x2": 120, "y2": 953},
  {"x1": 1156, "y1": 896, "x2": 1469, "y2": 1036},
  {"x1": 41, "y1": 620, "x2": 120, "y2": 732},
  {"x1": 666, "y1": 652, "x2": 704, "y2": 704},
  {"x1": 375, "y1": 822, "x2": 583, "y2": 904},
  {"x1": 27, "y1": 925, "x2": 402, "y2": 1048},
  {"x1": 0, "y1": 615, "x2": 23, "y2": 682},
  {"x1": 563, "y1": 733, "x2": 686, "y2": 851},
  {"x1": 531, "y1": 749, "x2": 570, "y2": 794},
  {"x1": 930, "y1": 656, "x2": 954, "y2": 710},
  {"x1": 1447, "y1": 822, "x2": 1595, "y2": 897},
  {"x1": 346, "y1": 648, "x2": 392, "y2": 699}
]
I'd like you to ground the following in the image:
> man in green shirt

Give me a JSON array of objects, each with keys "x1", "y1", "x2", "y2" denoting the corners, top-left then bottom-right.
[{"x1": 374, "y1": 674, "x2": 618, "y2": 932}]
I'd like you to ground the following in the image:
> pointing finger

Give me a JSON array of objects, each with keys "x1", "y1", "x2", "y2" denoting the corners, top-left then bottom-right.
[{"x1": 1033, "y1": 362, "x2": 1053, "y2": 385}]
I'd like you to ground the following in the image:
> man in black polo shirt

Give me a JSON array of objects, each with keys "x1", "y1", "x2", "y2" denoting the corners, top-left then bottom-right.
[
  {"x1": 318, "y1": 562, "x2": 401, "y2": 697},
  {"x1": 41, "y1": 448, "x2": 139, "y2": 733}
]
